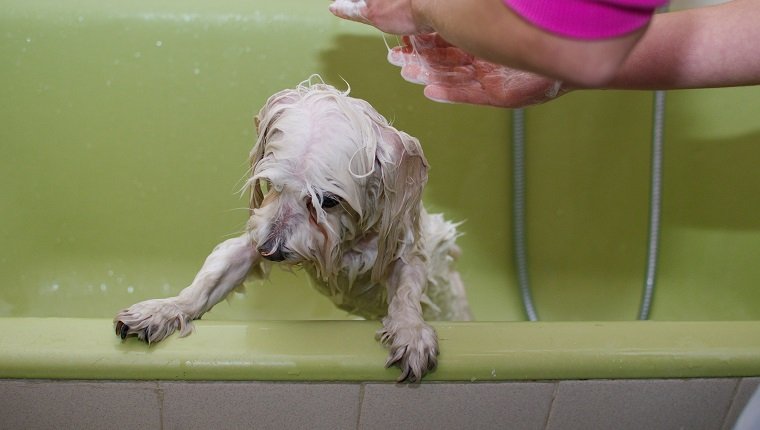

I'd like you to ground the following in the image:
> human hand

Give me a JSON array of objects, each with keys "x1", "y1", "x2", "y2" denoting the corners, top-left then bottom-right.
[
  {"x1": 388, "y1": 34, "x2": 568, "y2": 108},
  {"x1": 328, "y1": 0, "x2": 433, "y2": 35}
]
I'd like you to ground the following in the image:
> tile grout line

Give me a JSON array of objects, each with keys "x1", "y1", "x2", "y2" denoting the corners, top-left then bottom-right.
[
  {"x1": 156, "y1": 381, "x2": 165, "y2": 430},
  {"x1": 542, "y1": 382, "x2": 561, "y2": 430},
  {"x1": 355, "y1": 383, "x2": 366, "y2": 430},
  {"x1": 719, "y1": 378, "x2": 743, "y2": 430}
]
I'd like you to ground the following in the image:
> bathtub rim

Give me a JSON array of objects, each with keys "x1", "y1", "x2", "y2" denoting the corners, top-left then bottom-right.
[{"x1": 1, "y1": 318, "x2": 758, "y2": 381}]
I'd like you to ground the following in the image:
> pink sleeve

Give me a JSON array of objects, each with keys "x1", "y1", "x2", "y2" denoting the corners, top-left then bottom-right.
[{"x1": 504, "y1": 0, "x2": 669, "y2": 40}]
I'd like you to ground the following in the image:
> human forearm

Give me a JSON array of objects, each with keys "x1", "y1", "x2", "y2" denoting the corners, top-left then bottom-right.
[
  {"x1": 606, "y1": 0, "x2": 760, "y2": 90},
  {"x1": 411, "y1": 0, "x2": 647, "y2": 87}
]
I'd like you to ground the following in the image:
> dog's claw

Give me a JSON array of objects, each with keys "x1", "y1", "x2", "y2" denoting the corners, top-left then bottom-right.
[
  {"x1": 379, "y1": 321, "x2": 439, "y2": 383},
  {"x1": 397, "y1": 366, "x2": 412, "y2": 383},
  {"x1": 118, "y1": 322, "x2": 129, "y2": 339},
  {"x1": 385, "y1": 345, "x2": 407, "y2": 368},
  {"x1": 113, "y1": 298, "x2": 193, "y2": 345},
  {"x1": 380, "y1": 332, "x2": 392, "y2": 345}
]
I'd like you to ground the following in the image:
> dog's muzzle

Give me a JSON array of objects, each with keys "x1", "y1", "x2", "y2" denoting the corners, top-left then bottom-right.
[{"x1": 257, "y1": 238, "x2": 287, "y2": 262}]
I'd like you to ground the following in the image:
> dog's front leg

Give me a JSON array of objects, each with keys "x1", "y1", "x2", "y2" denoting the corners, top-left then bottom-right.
[
  {"x1": 378, "y1": 257, "x2": 438, "y2": 382},
  {"x1": 114, "y1": 233, "x2": 262, "y2": 343}
]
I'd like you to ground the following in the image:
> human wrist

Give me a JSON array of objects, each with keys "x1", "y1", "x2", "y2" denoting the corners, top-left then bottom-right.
[{"x1": 410, "y1": 0, "x2": 436, "y2": 34}]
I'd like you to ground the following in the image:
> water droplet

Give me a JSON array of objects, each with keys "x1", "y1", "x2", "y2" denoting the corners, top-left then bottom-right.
[
  {"x1": 193, "y1": 67, "x2": 200, "y2": 75},
  {"x1": 127, "y1": 286, "x2": 134, "y2": 294},
  {"x1": 25, "y1": 37, "x2": 31, "y2": 43},
  {"x1": 155, "y1": 40, "x2": 163, "y2": 47},
  {"x1": 51, "y1": 283, "x2": 60, "y2": 291},
  {"x1": 100, "y1": 283, "x2": 108, "y2": 292}
]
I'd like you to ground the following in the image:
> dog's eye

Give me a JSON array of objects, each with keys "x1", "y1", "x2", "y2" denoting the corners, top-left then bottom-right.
[{"x1": 321, "y1": 195, "x2": 341, "y2": 209}]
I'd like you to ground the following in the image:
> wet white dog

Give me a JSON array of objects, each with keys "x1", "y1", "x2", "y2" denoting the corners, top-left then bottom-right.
[{"x1": 114, "y1": 79, "x2": 471, "y2": 382}]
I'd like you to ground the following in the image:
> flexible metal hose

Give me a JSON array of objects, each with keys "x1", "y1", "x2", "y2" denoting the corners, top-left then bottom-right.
[
  {"x1": 639, "y1": 90, "x2": 666, "y2": 320},
  {"x1": 512, "y1": 89, "x2": 664, "y2": 322},
  {"x1": 511, "y1": 108, "x2": 539, "y2": 321}
]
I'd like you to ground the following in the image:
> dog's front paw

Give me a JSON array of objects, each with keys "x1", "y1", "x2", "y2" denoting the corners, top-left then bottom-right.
[
  {"x1": 377, "y1": 319, "x2": 439, "y2": 383},
  {"x1": 113, "y1": 298, "x2": 194, "y2": 344}
]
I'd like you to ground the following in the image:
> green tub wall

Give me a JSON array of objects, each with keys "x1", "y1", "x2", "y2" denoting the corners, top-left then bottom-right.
[{"x1": 1, "y1": 0, "x2": 759, "y2": 381}]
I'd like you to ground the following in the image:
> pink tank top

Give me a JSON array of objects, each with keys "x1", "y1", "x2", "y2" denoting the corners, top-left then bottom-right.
[{"x1": 505, "y1": 0, "x2": 669, "y2": 40}]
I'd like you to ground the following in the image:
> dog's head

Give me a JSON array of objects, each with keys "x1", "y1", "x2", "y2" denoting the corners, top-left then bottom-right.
[{"x1": 247, "y1": 79, "x2": 428, "y2": 282}]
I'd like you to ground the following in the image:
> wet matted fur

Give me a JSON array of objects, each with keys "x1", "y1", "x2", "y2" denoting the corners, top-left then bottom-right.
[{"x1": 114, "y1": 78, "x2": 471, "y2": 382}]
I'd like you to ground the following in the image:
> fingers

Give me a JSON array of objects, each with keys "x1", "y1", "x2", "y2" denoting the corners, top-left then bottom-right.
[
  {"x1": 389, "y1": 34, "x2": 472, "y2": 68},
  {"x1": 389, "y1": 42, "x2": 476, "y2": 88},
  {"x1": 328, "y1": 0, "x2": 369, "y2": 24},
  {"x1": 387, "y1": 47, "x2": 406, "y2": 67},
  {"x1": 386, "y1": 33, "x2": 563, "y2": 108},
  {"x1": 329, "y1": 0, "x2": 423, "y2": 34},
  {"x1": 392, "y1": 48, "x2": 505, "y2": 106},
  {"x1": 399, "y1": 63, "x2": 429, "y2": 84},
  {"x1": 401, "y1": 33, "x2": 453, "y2": 50},
  {"x1": 397, "y1": 59, "x2": 476, "y2": 88},
  {"x1": 425, "y1": 78, "x2": 562, "y2": 108},
  {"x1": 389, "y1": 45, "x2": 472, "y2": 69},
  {"x1": 424, "y1": 83, "x2": 492, "y2": 106}
]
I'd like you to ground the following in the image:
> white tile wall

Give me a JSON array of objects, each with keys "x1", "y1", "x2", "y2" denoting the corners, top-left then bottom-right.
[
  {"x1": 0, "y1": 380, "x2": 161, "y2": 430},
  {"x1": 0, "y1": 378, "x2": 754, "y2": 430},
  {"x1": 161, "y1": 382, "x2": 360, "y2": 430},
  {"x1": 545, "y1": 379, "x2": 737, "y2": 430},
  {"x1": 358, "y1": 382, "x2": 555, "y2": 430}
]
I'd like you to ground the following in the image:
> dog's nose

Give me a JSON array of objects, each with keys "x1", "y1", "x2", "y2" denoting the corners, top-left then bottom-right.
[{"x1": 258, "y1": 240, "x2": 286, "y2": 262}]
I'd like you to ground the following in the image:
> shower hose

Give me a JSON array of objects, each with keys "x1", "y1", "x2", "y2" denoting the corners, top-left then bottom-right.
[{"x1": 511, "y1": 91, "x2": 665, "y2": 322}]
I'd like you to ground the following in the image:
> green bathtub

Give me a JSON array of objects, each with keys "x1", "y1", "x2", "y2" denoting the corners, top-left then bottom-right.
[{"x1": 2, "y1": 0, "x2": 760, "y2": 385}]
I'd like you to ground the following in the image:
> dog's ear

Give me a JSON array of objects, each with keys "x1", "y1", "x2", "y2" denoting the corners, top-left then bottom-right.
[
  {"x1": 248, "y1": 113, "x2": 267, "y2": 214},
  {"x1": 371, "y1": 126, "x2": 429, "y2": 282},
  {"x1": 248, "y1": 89, "x2": 300, "y2": 213}
]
